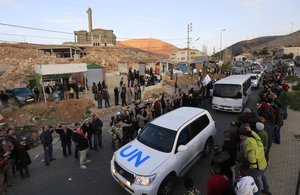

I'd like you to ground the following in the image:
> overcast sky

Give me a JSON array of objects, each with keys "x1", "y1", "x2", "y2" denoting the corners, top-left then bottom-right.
[{"x1": 0, "y1": 0, "x2": 299, "y2": 54}]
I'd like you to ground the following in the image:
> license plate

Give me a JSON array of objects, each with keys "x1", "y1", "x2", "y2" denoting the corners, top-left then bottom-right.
[{"x1": 26, "y1": 99, "x2": 34, "y2": 102}]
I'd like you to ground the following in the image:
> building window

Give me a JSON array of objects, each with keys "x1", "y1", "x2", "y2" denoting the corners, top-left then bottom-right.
[{"x1": 181, "y1": 57, "x2": 185, "y2": 60}]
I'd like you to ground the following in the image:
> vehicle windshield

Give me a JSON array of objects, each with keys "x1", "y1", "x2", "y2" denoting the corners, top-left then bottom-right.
[
  {"x1": 253, "y1": 70, "x2": 261, "y2": 74},
  {"x1": 12, "y1": 88, "x2": 32, "y2": 95},
  {"x1": 213, "y1": 84, "x2": 242, "y2": 98},
  {"x1": 137, "y1": 123, "x2": 177, "y2": 153},
  {"x1": 251, "y1": 76, "x2": 257, "y2": 80}
]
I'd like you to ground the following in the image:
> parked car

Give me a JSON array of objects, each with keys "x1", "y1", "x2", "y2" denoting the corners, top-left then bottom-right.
[
  {"x1": 5, "y1": 87, "x2": 35, "y2": 107},
  {"x1": 111, "y1": 107, "x2": 217, "y2": 195}
]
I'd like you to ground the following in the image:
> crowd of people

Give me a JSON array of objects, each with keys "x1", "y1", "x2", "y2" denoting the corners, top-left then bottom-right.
[
  {"x1": 0, "y1": 112, "x2": 104, "y2": 194},
  {"x1": 0, "y1": 63, "x2": 294, "y2": 194},
  {"x1": 183, "y1": 66, "x2": 290, "y2": 195}
]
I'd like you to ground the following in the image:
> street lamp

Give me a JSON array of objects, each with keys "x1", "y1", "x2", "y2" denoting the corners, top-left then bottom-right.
[{"x1": 220, "y1": 29, "x2": 226, "y2": 61}]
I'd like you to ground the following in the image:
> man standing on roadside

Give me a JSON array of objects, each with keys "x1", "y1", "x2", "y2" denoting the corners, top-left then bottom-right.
[
  {"x1": 55, "y1": 123, "x2": 73, "y2": 157},
  {"x1": 40, "y1": 125, "x2": 56, "y2": 166},
  {"x1": 91, "y1": 114, "x2": 103, "y2": 150},
  {"x1": 73, "y1": 122, "x2": 90, "y2": 169},
  {"x1": 0, "y1": 90, "x2": 9, "y2": 108}
]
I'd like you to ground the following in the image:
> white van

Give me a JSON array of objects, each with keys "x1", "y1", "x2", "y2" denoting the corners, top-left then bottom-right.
[
  {"x1": 212, "y1": 75, "x2": 251, "y2": 112},
  {"x1": 111, "y1": 107, "x2": 216, "y2": 195}
]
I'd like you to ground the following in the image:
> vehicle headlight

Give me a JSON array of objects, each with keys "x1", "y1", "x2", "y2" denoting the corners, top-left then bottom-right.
[{"x1": 134, "y1": 174, "x2": 156, "y2": 186}]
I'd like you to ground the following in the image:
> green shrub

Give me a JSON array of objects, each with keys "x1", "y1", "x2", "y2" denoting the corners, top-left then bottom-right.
[
  {"x1": 292, "y1": 83, "x2": 300, "y2": 91},
  {"x1": 285, "y1": 75, "x2": 300, "y2": 83},
  {"x1": 287, "y1": 91, "x2": 300, "y2": 111}
]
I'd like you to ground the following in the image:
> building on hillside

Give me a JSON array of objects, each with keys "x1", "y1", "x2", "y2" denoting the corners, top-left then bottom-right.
[
  {"x1": 38, "y1": 46, "x2": 85, "y2": 60},
  {"x1": 74, "y1": 7, "x2": 116, "y2": 47},
  {"x1": 233, "y1": 55, "x2": 247, "y2": 62},
  {"x1": 169, "y1": 48, "x2": 206, "y2": 74},
  {"x1": 169, "y1": 48, "x2": 203, "y2": 62},
  {"x1": 273, "y1": 47, "x2": 300, "y2": 58}
]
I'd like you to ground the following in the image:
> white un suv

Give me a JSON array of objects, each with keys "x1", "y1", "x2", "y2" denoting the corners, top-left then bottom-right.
[{"x1": 111, "y1": 107, "x2": 217, "y2": 195}]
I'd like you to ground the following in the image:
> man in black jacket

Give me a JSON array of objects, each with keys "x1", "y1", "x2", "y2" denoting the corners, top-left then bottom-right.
[
  {"x1": 91, "y1": 114, "x2": 103, "y2": 150},
  {"x1": 39, "y1": 125, "x2": 56, "y2": 166},
  {"x1": 0, "y1": 90, "x2": 9, "y2": 108},
  {"x1": 55, "y1": 123, "x2": 73, "y2": 157}
]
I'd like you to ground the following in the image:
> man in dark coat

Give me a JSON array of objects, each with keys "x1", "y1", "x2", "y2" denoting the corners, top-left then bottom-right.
[
  {"x1": 103, "y1": 89, "x2": 110, "y2": 108},
  {"x1": 114, "y1": 87, "x2": 119, "y2": 106},
  {"x1": 16, "y1": 139, "x2": 31, "y2": 179},
  {"x1": 0, "y1": 90, "x2": 9, "y2": 108},
  {"x1": 121, "y1": 84, "x2": 127, "y2": 107},
  {"x1": 259, "y1": 113, "x2": 274, "y2": 161},
  {"x1": 7, "y1": 129, "x2": 20, "y2": 174},
  {"x1": 55, "y1": 123, "x2": 73, "y2": 157},
  {"x1": 91, "y1": 114, "x2": 103, "y2": 150},
  {"x1": 81, "y1": 119, "x2": 93, "y2": 150},
  {"x1": 40, "y1": 125, "x2": 56, "y2": 166}
]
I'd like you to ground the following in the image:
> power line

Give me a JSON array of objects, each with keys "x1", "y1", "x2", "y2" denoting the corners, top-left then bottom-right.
[
  {"x1": 0, "y1": 22, "x2": 73, "y2": 34},
  {"x1": 0, "y1": 33, "x2": 73, "y2": 40}
]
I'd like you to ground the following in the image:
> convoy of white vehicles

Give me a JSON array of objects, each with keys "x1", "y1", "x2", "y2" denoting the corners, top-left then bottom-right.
[
  {"x1": 111, "y1": 107, "x2": 217, "y2": 195},
  {"x1": 212, "y1": 75, "x2": 252, "y2": 113},
  {"x1": 110, "y1": 62, "x2": 266, "y2": 194},
  {"x1": 248, "y1": 73, "x2": 260, "y2": 88}
]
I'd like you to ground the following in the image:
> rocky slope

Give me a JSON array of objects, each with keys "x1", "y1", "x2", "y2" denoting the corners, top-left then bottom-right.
[
  {"x1": 0, "y1": 43, "x2": 167, "y2": 88},
  {"x1": 220, "y1": 30, "x2": 300, "y2": 56}
]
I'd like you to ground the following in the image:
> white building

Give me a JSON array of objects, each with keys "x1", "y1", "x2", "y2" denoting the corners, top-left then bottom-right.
[{"x1": 274, "y1": 47, "x2": 300, "y2": 58}]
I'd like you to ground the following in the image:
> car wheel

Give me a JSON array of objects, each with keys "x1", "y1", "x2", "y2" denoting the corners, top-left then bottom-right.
[
  {"x1": 157, "y1": 174, "x2": 176, "y2": 195},
  {"x1": 202, "y1": 138, "x2": 213, "y2": 157}
]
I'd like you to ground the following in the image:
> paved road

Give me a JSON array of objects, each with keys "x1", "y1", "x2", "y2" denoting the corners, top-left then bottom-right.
[{"x1": 8, "y1": 77, "x2": 261, "y2": 195}]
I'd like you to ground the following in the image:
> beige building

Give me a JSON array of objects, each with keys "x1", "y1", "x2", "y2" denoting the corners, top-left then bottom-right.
[
  {"x1": 274, "y1": 47, "x2": 300, "y2": 58},
  {"x1": 169, "y1": 48, "x2": 204, "y2": 62},
  {"x1": 74, "y1": 7, "x2": 116, "y2": 47},
  {"x1": 75, "y1": 29, "x2": 116, "y2": 47}
]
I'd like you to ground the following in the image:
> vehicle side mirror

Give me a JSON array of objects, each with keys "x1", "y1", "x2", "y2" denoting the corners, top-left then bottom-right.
[
  {"x1": 177, "y1": 145, "x2": 187, "y2": 152},
  {"x1": 138, "y1": 128, "x2": 142, "y2": 135}
]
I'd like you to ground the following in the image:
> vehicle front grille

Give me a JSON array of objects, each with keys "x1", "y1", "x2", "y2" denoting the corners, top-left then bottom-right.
[{"x1": 114, "y1": 161, "x2": 135, "y2": 183}]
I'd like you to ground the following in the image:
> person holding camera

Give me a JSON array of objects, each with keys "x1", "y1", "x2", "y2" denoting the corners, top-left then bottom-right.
[{"x1": 55, "y1": 123, "x2": 73, "y2": 157}]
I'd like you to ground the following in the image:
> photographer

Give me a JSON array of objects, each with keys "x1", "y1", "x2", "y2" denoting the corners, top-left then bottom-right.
[{"x1": 55, "y1": 123, "x2": 73, "y2": 157}]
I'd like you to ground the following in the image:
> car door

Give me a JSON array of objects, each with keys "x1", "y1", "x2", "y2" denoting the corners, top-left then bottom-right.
[
  {"x1": 174, "y1": 126, "x2": 193, "y2": 174},
  {"x1": 189, "y1": 115, "x2": 210, "y2": 156}
]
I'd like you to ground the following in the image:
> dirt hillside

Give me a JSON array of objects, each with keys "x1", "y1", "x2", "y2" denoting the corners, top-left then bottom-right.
[
  {"x1": 0, "y1": 43, "x2": 167, "y2": 89},
  {"x1": 117, "y1": 38, "x2": 178, "y2": 54}
]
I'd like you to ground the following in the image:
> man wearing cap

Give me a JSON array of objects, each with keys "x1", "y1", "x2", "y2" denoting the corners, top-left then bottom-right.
[{"x1": 255, "y1": 122, "x2": 268, "y2": 151}]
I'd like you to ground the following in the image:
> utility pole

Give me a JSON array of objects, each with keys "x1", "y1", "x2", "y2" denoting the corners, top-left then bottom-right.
[
  {"x1": 187, "y1": 23, "x2": 192, "y2": 74},
  {"x1": 220, "y1": 29, "x2": 226, "y2": 62},
  {"x1": 187, "y1": 23, "x2": 192, "y2": 48}
]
